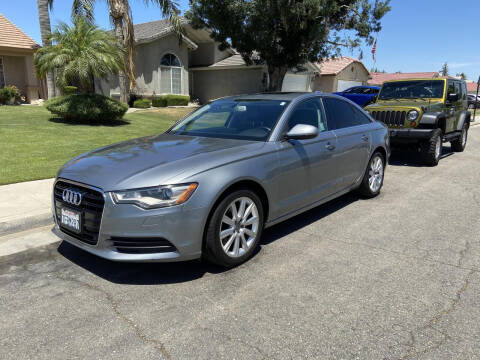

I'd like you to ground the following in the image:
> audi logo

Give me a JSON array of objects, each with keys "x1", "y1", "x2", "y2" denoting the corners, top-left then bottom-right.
[{"x1": 62, "y1": 189, "x2": 83, "y2": 206}]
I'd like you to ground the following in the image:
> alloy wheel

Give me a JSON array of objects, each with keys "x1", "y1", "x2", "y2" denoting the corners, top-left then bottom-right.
[
  {"x1": 368, "y1": 155, "x2": 384, "y2": 193},
  {"x1": 219, "y1": 197, "x2": 259, "y2": 258}
]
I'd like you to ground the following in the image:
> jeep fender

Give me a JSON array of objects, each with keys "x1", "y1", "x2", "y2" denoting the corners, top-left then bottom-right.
[
  {"x1": 457, "y1": 111, "x2": 471, "y2": 131},
  {"x1": 419, "y1": 112, "x2": 447, "y2": 132}
]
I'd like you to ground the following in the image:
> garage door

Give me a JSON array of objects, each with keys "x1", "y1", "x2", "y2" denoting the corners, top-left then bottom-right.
[
  {"x1": 282, "y1": 73, "x2": 309, "y2": 92},
  {"x1": 337, "y1": 80, "x2": 363, "y2": 92}
]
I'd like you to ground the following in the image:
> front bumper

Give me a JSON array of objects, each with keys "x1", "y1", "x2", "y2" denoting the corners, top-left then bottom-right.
[
  {"x1": 53, "y1": 179, "x2": 207, "y2": 262},
  {"x1": 388, "y1": 128, "x2": 435, "y2": 140}
]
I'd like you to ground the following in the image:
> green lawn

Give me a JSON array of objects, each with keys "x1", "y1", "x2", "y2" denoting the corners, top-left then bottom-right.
[{"x1": 0, "y1": 106, "x2": 194, "y2": 185}]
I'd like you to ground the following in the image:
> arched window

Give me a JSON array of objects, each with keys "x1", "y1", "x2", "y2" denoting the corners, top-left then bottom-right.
[{"x1": 160, "y1": 53, "x2": 181, "y2": 94}]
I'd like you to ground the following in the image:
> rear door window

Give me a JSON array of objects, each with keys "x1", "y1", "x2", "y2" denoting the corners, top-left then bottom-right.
[{"x1": 323, "y1": 98, "x2": 361, "y2": 129}]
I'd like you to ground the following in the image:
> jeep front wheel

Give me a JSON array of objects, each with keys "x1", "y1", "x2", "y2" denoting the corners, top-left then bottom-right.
[
  {"x1": 421, "y1": 129, "x2": 442, "y2": 166},
  {"x1": 451, "y1": 123, "x2": 468, "y2": 152}
]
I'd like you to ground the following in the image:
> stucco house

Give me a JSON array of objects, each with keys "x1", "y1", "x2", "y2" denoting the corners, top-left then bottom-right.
[
  {"x1": 312, "y1": 57, "x2": 370, "y2": 93},
  {"x1": 0, "y1": 13, "x2": 41, "y2": 102},
  {"x1": 96, "y1": 18, "x2": 321, "y2": 103}
]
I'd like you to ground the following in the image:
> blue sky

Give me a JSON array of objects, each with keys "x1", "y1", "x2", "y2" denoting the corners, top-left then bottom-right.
[{"x1": 1, "y1": 0, "x2": 479, "y2": 81}]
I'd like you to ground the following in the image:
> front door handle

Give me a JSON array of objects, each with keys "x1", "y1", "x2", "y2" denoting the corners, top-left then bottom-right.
[
  {"x1": 325, "y1": 142, "x2": 335, "y2": 150},
  {"x1": 361, "y1": 135, "x2": 369, "y2": 142}
]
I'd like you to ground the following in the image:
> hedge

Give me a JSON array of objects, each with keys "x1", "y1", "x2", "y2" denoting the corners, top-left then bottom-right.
[
  {"x1": 152, "y1": 97, "x2": 167, "y2": 107},
  {"x1": 45, "y1": 94, "x2": 128, "y2": 122},
  {"x1": 133, "y1": 98, "x2": 151, "y2": 108},
  {"x1": 163, "y1": 94, "x2": 190, "y2": 106},
  {"x1": 62, "y1": 86, "x2": 78, "y2": 95}
]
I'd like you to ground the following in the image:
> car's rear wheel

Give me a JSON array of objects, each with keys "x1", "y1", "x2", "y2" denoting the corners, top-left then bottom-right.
[
  {"x1": 451, "y1": 123, "x2": 468, "y2": 152},
  {"x1": 356, "y1": 151, "x2": 385, "y2": 198},
  {"x1": 421, "y1": 129, "x2": 442, "y2": 166},
  {"x1": 468, "y1": 103, "x2": 475, "y2": 109},
  {"x1": 203, "y1": 189, "x2": 264, "y2": 267}
]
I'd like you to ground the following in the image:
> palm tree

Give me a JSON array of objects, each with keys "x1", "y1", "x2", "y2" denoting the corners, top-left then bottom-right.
[
  {"x1": 106, "y1": 0, "x2": 181, "y2": 103},
  {"x1": 36, "y1": 0, "x2": 56, "y2": 99},
  {"x1": 53, "y1": 0, "x2": 181, "y2": 103},
  {"x1": 34, "y1": 17, "x2": 125, "y2": 93}
]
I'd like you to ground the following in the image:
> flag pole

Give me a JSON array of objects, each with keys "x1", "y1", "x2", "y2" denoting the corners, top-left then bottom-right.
[{"x1": 474, "y1": 76, "x2": 480, "y2": 122}]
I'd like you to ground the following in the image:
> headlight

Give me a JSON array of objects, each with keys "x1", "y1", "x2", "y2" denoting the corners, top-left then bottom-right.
[
  {"x1": 112, "y1": 183, "x2": 198, "y2": 209},
  {"x1": 407, "y1": 110, "x2": 419, "y2": 121}
]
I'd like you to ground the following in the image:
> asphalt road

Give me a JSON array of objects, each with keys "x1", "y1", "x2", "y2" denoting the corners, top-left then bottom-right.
[{"x1": 1, "y1": 126, "x2": 480, "y2": 360}]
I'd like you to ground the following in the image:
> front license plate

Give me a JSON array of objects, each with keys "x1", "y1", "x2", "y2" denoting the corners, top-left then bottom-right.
[{"x1": 60, "y1": 208, "x2": 82, "y2": 233}]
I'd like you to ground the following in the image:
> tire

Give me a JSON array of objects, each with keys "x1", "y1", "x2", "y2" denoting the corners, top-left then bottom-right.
[
  {"x1": 451, "y1": 123, "x2": 468, "y2": 152},
  {"x1": 203, "y1": 189, "x2": 264, "y2": 267},
  {"x1": 356, "y1": 151, "x2": 385, "y2": 198},
  {"x1": 421, "y1": 129, "x2": 442, "y2": 166},
  {"x1": 468, "y1": 103, "x2": 474, "y2": 109}
]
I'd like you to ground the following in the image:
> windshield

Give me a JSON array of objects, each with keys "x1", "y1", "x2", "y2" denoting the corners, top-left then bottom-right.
[
  {"x1": 378, "y1": 80, "x2": 445, "y2": 100},
  {"x1": 168, "y1": 99, "x2": 289, "y2": 141}
]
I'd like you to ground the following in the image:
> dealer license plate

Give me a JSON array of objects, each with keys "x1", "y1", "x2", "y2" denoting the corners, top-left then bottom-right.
[{"x1": 60, "y1": 208, "x2": 82, "y2": 233}]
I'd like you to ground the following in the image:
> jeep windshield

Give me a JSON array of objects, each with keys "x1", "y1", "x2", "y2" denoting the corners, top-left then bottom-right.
[{"x1": 378, "y1": 80, "x2": 445, "y2": 100}]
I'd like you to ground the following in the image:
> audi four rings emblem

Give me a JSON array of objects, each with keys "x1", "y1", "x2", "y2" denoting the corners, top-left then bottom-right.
[{"x1": 62, "y1": 189, "x2": 83, "y2": 206}]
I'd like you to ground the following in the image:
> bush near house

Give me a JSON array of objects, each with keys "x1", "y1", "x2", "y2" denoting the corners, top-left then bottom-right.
[
  {"x1": 0, "y1": 85, "x2": 21, "y2": 105},
  {"x1": 152, "y1": 97, "x2": 167, "y2": 107},
  {"x1": 45, "y1": 94, "x2": 128, "y2": 122},
  {"x1": 62, "y1": 86, "x2": 78, "y2": 95},
  {"x1": 133, "y1": 98, "x2": 152, "y2": 108},
  {"x1": 163, "y1": 94, "x2": 190, "y2": 106}
]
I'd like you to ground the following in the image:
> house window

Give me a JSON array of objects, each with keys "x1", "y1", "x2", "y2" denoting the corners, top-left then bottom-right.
[
  {"x1": 0, "y1": 57, "x2": 5, "y2": 88},
  {"x1": 160, "y1": 53, "x2": 182, "y2": 94}
]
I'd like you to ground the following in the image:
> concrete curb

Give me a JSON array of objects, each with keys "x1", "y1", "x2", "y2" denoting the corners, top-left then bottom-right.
[{"x1": 0, "y1": 212, "x2": 53, "y2": 236}]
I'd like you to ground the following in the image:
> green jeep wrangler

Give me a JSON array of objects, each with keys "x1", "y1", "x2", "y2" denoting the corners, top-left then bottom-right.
[{"x1": 365, "y1": 78, "x2": 470, "y2": 166}]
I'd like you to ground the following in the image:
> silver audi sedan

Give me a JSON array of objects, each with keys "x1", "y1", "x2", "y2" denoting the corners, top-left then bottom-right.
[{"x1": 53, "y1": 92, "x2": 389, "y2": 267}]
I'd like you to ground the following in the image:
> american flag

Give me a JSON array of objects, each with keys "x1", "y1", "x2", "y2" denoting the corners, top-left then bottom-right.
[{"x1": 371, "y1": 39, "x2": 377, "y2": 62}]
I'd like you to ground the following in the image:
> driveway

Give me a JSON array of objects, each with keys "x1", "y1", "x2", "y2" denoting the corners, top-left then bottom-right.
[{"x1": 1, "y1": 127, "x2": 480, "y2": 359}]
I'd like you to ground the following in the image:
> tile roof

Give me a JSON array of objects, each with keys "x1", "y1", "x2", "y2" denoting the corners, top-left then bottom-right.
[
  {"x1": 133, "y1": 18, "x2": 172, "y2": 42},
  {"x1": 0, "y1": 13, "x2": 39, "y2": 50},
  {"x1": 466, "y1": 81, "x2": 478, "y2": 93},
  {"x1": 315, "y1": 57, "x2": 367, "y2": 75},
  {"x1": 368, "y1": 72, "x2": 439, "y2": 85}
]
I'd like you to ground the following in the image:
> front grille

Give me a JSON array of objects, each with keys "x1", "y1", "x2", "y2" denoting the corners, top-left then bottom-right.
[
  {"x1": 54, "y1": 180, "x2": 104, "y2": 246},
  {"x1": 371, "y1": 110, "x2": 406, "y2": 127},
  {"x1": 110, "y1": 237, "x2": 177, "y2": 254}
]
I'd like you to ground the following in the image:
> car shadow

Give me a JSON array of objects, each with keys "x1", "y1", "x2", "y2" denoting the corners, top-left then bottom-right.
[
  {"x1": 57, "y1": 193, "x2": 359, "y2": 285},
  {"x1": 49, "y1": 117, "x2": 130, "y2": 127},
  {"x1": 388, "y1": 146, "x2": 454, "y2": 167}
]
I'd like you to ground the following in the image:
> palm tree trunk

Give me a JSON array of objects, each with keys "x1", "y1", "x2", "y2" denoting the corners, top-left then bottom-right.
[
  {"x1": 36, "y1": 0, "x2": 56, "y2": 99},
  {"x1": 113, "y1": 17, "x2": 129, "y2": 104}
]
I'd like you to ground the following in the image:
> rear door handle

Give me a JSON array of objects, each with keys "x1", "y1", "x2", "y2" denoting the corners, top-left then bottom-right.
[{"x1": 325, "y1": 142, "x2": 335, "y2": 150}]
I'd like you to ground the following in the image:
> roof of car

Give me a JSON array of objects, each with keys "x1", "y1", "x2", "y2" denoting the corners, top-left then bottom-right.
[
  {"x1": 382, "y1": 78, "x2": 447, "y2": 83},
  {"x1": 218, "y1": 92, "x2": 311, "y2": 101}
]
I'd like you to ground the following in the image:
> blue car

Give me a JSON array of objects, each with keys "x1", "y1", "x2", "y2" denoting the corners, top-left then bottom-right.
[{"x1": 333, "y1": 85, "x2": 380, "y2": 107}]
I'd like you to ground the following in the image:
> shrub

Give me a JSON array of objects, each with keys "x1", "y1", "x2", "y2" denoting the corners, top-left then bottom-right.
[
  {"x1": 133, "y1": 98, "x2": 151, "y2": 109},
  {"x1": 128, "y1": 93, "x2": 140, "y2": 107},
  {"x1": 152, "y1": 97, "x2": 167, "y2": 107},
  {"x1": 45, "y1": 94, "x2": 128, "y2": 122},
  {"x1": 0, "y1": 85, "x2": 21, "y2": 104},
  {"x1": 62, "y1": 86, "x2": 78, "y2": 95},
  {"x1": 163, "y1": 94, "x2": 190, "y2": 106}
]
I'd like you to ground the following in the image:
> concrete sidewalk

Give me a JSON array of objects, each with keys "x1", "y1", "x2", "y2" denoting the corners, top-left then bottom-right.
[{"x1": 0, "y1": 178, "x2": 54, "y2": 235}]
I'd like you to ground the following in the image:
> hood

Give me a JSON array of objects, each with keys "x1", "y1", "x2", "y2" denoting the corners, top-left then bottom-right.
[
  {"x1": 368, "y1": 99, "x2": 443, "y2": 110},
  {"x1": 58, "y1": 134, "x2": 265, "y2": 191}
]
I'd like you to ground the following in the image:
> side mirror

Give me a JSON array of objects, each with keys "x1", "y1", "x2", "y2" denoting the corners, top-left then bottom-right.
[
  {"x1": 447, "y1": 93, "x2": 459, "y2": 102},
  {"x1": 285, "y1": 124, "x2": 319, "y2": 140}
]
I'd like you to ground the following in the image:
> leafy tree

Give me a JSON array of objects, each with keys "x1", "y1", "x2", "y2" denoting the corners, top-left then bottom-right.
[
  {"x1": 456, "y1": 72, "x2": 467, "y2": 80},
  {"x1": 187, "y1": 0, "x2": 390, "y2": 91},
  {"x1": 34, "y1": 17, "x2": 125, "y2": 93},
  {"x1": 370, "y1": 67, "x2": 386, "y2": 73},
  {"x1": 37, "y1": 0, "x2": 181, "y2": 103},
  {"x1": 440, "y1": 62, "x2": 449, "y2": 76}
]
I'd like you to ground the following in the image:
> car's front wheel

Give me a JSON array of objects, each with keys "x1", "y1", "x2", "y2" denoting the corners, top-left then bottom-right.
[
  {"x1": 203, "y1": 189, "x2": 264, "y2": 267},
  {"x1": 421, "y1": 129, "x2": 442, "y2": 166}
]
